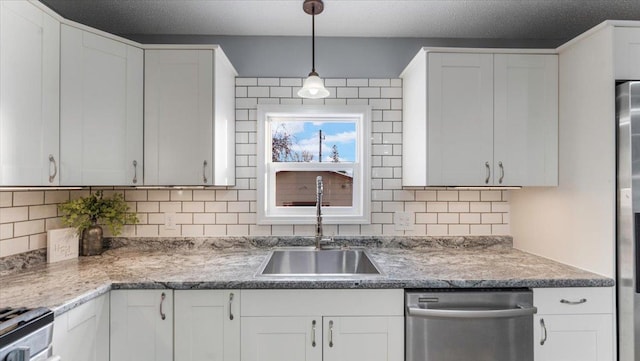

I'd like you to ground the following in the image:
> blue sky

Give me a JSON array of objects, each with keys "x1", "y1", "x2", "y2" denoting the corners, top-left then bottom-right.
[{"x1": 272, "y1": 120, "x2": 356, "y2": 162}]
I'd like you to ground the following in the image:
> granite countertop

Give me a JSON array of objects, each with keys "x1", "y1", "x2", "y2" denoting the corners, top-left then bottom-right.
[{"x1": 0, "y1": 236, "x2": 614, "y2": 316}]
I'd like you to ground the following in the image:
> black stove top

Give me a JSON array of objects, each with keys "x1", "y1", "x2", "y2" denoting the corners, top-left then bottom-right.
[{"x1": 0, "y1": 307, "x2": 53, "y2": 349}]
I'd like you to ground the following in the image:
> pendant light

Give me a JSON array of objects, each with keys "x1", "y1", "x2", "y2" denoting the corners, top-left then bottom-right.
[{"x1": 298, "y1": 0, "x2": 330, "y2": 99}]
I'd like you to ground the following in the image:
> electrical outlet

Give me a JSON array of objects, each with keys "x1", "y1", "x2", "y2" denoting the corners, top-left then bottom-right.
[
  {"x1": 164, "y1": 212, "x2": 176, "y2": 230},
  {"x1": 394, "y1": 211, "x2": 413, "y2": 231}
]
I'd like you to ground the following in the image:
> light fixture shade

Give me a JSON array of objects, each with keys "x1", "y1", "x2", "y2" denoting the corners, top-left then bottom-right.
[{"x1": 298, "y1": 74, "x2": 330, "y2": 99}]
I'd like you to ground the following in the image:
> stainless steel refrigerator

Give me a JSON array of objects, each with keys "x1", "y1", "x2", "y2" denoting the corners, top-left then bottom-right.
[{"x1": 617, "y1": 81, "x2": 640, "y2": 361}]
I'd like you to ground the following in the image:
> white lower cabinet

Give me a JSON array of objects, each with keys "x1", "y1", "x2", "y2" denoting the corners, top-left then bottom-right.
[
  {"x1": 533, "y1": 287, "x2": 614, "y2": 361},
  {"x1": 53, "y1": 293, "x2": 109, "y2": 361},
  {"x1": 240, "y1": 289, "x2": 404, "y2": 361},
  {"x1": 174, "y1": 290, "x2": 240, "y2": 361},
  {"x1": 110, "y1": 290, "x2": 173, "y2": 361}
]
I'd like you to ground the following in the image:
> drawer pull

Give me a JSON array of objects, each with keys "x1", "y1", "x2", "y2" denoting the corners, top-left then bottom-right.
[
  {"x1": 560, "y1": 298, "x2": 587, "y2": 305},
  {"x1": 329, "y1": 320, "x2": 334, "y2": 347},
  {"x1": 311, "y1": 320, "x2": 316, "y2": 347},
  {"x1": 229, "y1": 292, "x2": 235, "y2": 320}
]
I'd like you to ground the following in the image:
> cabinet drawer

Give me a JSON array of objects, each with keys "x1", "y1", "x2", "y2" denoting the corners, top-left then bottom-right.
[
  {"x1": 241, "y1": 289, "x2": 403, "y2": 317},
  {"x1": 534, "y1": 287, "x2": 613, "y2": 315}
]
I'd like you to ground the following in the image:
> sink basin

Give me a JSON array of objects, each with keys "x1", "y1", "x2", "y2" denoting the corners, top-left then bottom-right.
[{"x1": 257, "y1": 248, "x2": 382, "y2": 276}]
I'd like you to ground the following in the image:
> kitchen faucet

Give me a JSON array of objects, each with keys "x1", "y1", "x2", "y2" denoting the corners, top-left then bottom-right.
[{"x1": 315, "y1": 176, "x2": 326, "y2": 249}]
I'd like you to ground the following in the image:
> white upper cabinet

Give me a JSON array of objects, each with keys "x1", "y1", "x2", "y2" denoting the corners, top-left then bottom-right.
[
  {"x1": 401, "y1": 49, "x2": 558, "y2": 187},
  {"x1": 494, "y1": 54, "x2": 558, "y2": 186},
  {"x1": 0, "y1": 1, "x2": 60, "y2": 185},
  {"x1": 60, "y1": 24, "x2": 143, "y2": 186},
  {"x1": 614, "y1": 27, "x2": 640, "y2": 80},
  {"x1": 145, "y1": 47, "x2": 236, "y2": 186},
  {"x1": 426, "y1": 53, "x2": 494, "y2": 186}
]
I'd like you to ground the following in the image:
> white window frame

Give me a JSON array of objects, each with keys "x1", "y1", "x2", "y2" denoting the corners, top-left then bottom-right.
[{"x1": 257, "y1": 105, "x2": 371, "y2": 225}]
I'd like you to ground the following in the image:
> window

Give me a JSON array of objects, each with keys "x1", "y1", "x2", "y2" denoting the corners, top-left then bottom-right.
[{"x1": 257, "y1": 105, "x2": 371, "y2": 224}]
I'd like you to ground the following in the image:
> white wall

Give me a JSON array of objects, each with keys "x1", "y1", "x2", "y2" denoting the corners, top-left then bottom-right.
[{"x1": 510, "y1": 26, "x2": 616, "y2": 277}]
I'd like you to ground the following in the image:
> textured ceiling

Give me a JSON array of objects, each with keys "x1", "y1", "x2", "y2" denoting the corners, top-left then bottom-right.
[{"x1": 39, "y1": 0, "x2": 640, "y2": 45}]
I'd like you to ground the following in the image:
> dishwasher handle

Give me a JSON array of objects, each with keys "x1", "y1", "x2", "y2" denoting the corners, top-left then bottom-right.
[{"x1": 407, "y1": 304, "x2": 537, "y2": 319}]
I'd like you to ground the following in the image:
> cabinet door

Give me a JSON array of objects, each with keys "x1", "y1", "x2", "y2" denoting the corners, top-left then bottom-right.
[
  {"x1": 427, "y1": 52, "x2": 494, "y2": 186},
  {"x1": 175, "y1": 290, "x2": 240, "y2": 361},
  {"x1": 53, "y1": 293, "x2": 109, "y2": 361},
  {"x1": 534, "y1": 314, "x2": 613, "y2": 361},
  {"x1": 145, "y1": 50, "x2": 213, "y2": 185},
  {"x1": 0, "y1": 1, "x2": 59, "y2": 185},
  {"x1": 494, "y1": 54, "x2": 558, "y2": 186},
  {"x1": 241, "y1": 317, "x2": 322, "y2": 361},
  {"x1": 323, "y1": 317, "x2": 404, "y2": 361},
  {"x1": 110, "y1": 290, "x2": 173, "y2": 361},
  {"x1": 615, "y1": 27, "x2": 640, "y2": 80},
  {"x1": 60, "y1": 25, "x2": 143, "y2": 186}
]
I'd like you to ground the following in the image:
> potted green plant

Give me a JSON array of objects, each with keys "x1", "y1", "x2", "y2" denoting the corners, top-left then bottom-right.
[{"x1": 58, "y1": 190, "x2": 138, "y2": 256}]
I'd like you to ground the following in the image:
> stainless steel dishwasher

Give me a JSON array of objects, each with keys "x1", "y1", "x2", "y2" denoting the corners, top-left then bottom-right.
[{"x1": 405, "y1": 289, "x2": 537, "y2": 361}]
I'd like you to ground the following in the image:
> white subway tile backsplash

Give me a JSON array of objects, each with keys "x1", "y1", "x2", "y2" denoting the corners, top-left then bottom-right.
[
  {"x1": 347, "y1": 79, "x2": 368, "y2": 87},
  {"x1": 437, "y1": 191, "x2": 458, "y2": 202},
  {"x1": 448, "y1": 202, "x2": 470, "y2": 213},
  {"x1": 171, "y1": 190, "x2": 192, "y2": 201},
  {"x1": 136, "y1": 225, "x2": 159, "y2": 237},
  {"x1": 481, "y1": 213, "x2": 503, "y2": 224},
  {"x1": 0, "y1": 224, "x2": 13, "y2": 240},
  {"x1": 159, "y1": 202, "x2": 182, "y2": 213},
  {"x1": 13, "y1": 219, "x2": 44, "y2": 237},
  {"x1": 0, "y1": 192, "x2": 12, "y2": 207},
  {"x1": 369, "y1": 79, "x2": 391, "y2": 87},
  {"x1": 13, "y1": 192, "x2": 43, "y2": 206},
  {"x1": 183, "y1": 202, "x2": 205, "y2": 213},
  {"x1": 426, "y1": 224, "x2": 448, "y2": 236},
  {"x1": 280, "y1": 78, "x2": 302, "y2": 86},
  {"x1": 359, "y1": 87, "x2": 380, "y2": 98},
  {"x1": 449, "y1": 224, "x2": 470, "y2": 236},
  {"x1": 481, "y1": 190, "x2": 502, "y2": 201},
  {"x1": 437, "y1": 213, "x2": 459, "y2": 224},
  {"x1": 124, "y1": 190, "x2": 147, "y2": 202},
  {"x1": 182, "y1": 225, "x2": 204, "y2": 237},
  {"x1": 236, "y1": 78, "x2": 257, "y2": 86},
  {"x1": 470, "y1": 202, "x2": 491, "y2": 213},
  {"x1": 247, "y1": 86, "x2": 269, "y2": 98},
  {"x1": 258, "y1": 78, "x2": 279, "y2": 86},
  {"x1": 28, "y1": 205, "x2": 57, "y2": 220},
  {"x1": 29, "y1": 233, "x2": 47, "y2": 250},
  {"x1": 137, "y1": 202, "x2": 159, "y2": 213},
  {"x1": 193, "y1": 190, "x2": 216, "y2": 201},
  {"x1": 426, "y1": 202, "x2": 448, "y2": 213},
  {"x1": 0, "y1": 77, "x2": 511, "y2": 257},
  {"x1": 0, "y1": 207, "x2": 28, "y2": 224},
  {"x1": 0, "y1": 237, "x2": 29, "y2": 257}
]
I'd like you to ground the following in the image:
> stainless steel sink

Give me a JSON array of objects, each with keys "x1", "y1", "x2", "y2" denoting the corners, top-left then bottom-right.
[{"x1": 257, "y1": 247, "x2": 382, "y2": 276}]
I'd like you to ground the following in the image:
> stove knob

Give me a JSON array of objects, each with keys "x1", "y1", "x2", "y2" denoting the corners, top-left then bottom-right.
[{"x1": 5, "y1": 347, "x2": 29, "y2": 361}]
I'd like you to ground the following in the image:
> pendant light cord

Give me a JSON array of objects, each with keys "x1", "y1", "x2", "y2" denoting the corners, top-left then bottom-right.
[{"x1": 312, "y1": 4, "x2": 316, "y2": 74}]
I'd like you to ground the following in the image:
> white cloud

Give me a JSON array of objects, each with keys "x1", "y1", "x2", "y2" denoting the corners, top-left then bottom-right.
[{"x1": 271, "y1": 121, "x2": 305, "y2": 135}]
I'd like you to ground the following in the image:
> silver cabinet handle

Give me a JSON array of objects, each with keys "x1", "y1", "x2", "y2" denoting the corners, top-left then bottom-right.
[
  {"x1": 485, "y1": 161, "x2": 490, "y2": 184},
  {"x1": 560, "y1": 298, "x2": 587, "y2": 305},
  {"x1": 407, "y1": 304, "x2": 537, "y2": 319},
  {"x1": 498, "y1": 161, "x2": 504, "y2": 184},
  {"x1": 328, "y1": 320, "x2": 334, "y2": 347},
  {"x1": 132, "y1": 160, "x2": 138, "y2": 184},
  {"x1": 160, "y1": 292, "x2": 166, "y2": 320},
  {"x1": 540, "y1": 318, "x2": 547, "y2": 345},
  {"x1": 203, "y1": 160, "x2": 208, "y2": 184},
  {"x1": 48, "y1": 155, "x2": 57, "y2": 183},
  {"x1": 229, "y1": 292, "x2": 234, "y2": 320},
  {"x1": 311, "y1": 320, "x2": 317, "y2": 347}
]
